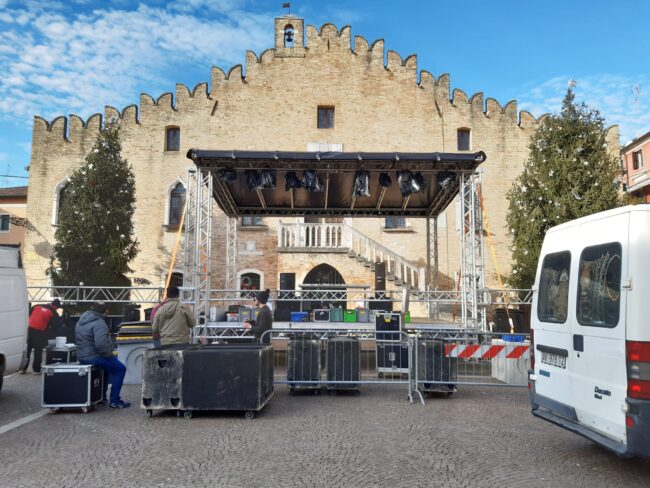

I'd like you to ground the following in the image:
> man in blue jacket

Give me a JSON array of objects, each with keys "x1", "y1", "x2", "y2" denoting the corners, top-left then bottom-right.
[{"x1": 75, "y1": 301, "x2": 130, "y2": 408}]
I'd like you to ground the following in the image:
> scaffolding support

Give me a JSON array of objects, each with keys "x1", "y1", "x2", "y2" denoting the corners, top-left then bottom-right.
[
  {"x1": 459, "y1": 172, "x2": 485, "y2": 329},
  {"x1": 226, "y1": 216, "x2": 238, "y2": 289},
  {"x1": 426, "y1": 216, "x2": 440, "y2": 319},
  {"x1": 183, "y1": 167, "x2": 213, "y2": 324}
]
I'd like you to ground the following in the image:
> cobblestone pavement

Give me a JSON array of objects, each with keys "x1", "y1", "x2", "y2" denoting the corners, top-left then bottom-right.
[{"x1": 0, "y1": 374, "x2": 649, "y2": 488}]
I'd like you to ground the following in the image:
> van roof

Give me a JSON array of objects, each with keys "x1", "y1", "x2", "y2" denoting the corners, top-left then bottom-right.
[
  {"x1": 546, "y1": 204, "x2": 650, "y2": 234},
  {"x1": 0, "y1": 246, "x2": 20, "y2": 268}
]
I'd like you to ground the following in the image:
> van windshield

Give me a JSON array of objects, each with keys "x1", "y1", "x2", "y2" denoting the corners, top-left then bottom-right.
[{"x1": 538, "y1": 251, "x2": 571, "y2": 324}]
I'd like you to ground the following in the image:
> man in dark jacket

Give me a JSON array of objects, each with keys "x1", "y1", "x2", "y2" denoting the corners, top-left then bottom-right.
[
  {"x1": 75, "y1": 301, "x2": 130, "y2": 408},
  {"x1": 243, "y1": 289, "x2": 273, "y2": 344}
]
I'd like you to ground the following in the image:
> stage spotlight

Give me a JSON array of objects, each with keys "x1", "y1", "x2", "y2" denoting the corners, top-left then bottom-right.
[
  {"x1": 284, "y1": 171, "x2": 302, "y2": 190},
  {"x1": 302, "y1": 170, "x2": 324, "y2": 192},
  {"x1": 436, "y1": 171, "x2": 455, "y2": 190},
  {"x1": 260, "y1": 169, "x2": 277, "y2": 189},
  {"x1": 217, "y1": 168, "x2": 237, "y2": 182},
  {"x1": 353, "y1": 170, "x2": 370, "y2": 197},
  {"x1": 379, "y1": 172, "x2": 392, "y2": 188}
]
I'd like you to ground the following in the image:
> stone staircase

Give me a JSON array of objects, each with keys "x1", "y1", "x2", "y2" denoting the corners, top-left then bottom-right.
[{"x1": 278, "y1": 222, "x2": 426, "y2": 290}]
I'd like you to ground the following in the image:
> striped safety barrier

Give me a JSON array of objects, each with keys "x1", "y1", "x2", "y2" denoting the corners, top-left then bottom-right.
[{"x1": 444, "y1": 343, "x2": 530, "y2": 359}]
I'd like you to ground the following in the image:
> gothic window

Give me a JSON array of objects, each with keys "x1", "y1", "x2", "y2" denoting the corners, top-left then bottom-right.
[
  {"x1": 52, "y1": 178, "x2": 70, "y2": 226},
  {"x1": 317, "y1": 107, "x2": 335, "y2": 129},
  {"x1": 284, "y1": 24, "x2": 295, "y2": 48},
  {"x1": 385, "y1": 217, "x2": 406, "y2": 229},
  {"x1": 457, "y1": 128, "x2": 471, "y2": 151},
  {"x1": 165, "y1": 127, "x2": 180, "y2": 152},
  {"x1": 168, "y1": 183, "x2": 186, "y2": 226}
]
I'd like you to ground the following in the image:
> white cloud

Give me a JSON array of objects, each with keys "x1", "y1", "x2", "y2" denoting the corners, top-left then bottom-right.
[
  {"x1": 517, "y1": 75, "x2": 650, "y2": 144},
  {"x1": 0, "y1": 1, "x2": 271, "y2": 124}
]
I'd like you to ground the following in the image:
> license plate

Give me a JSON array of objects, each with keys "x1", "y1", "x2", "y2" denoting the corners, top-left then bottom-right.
[{"x1": 541, "y1": 352, "x2": 566, "y2": 369}]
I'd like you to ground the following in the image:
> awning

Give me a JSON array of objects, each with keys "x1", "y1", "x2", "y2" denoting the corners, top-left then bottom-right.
[{"x1": 186, "y1": 150, "x2": 486, "y2": 218}]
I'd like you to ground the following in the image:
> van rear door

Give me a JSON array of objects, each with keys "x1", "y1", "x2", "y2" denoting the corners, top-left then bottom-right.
[
  {"x1": 533, "y1": 249, "x2": 574, "y2": 414},
  {"x1": 570, "y1": 218, "x2": 628, "y2": 443}
]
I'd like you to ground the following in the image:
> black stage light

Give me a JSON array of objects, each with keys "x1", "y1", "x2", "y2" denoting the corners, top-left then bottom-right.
[
  {"x1": 302, "y1": 170, "x2": 324, "y2": 192},
  {"x1": 285, "y1": 171, "x2": 302, "y2": 190},
  {"x1": 436, "y1": 171, "x2": 455, "y2": 190},
  {"x1": 217, "y1": 168, "x2": 237, "y2": 182},
  {"x1": 245, "y1": 169, "x2": 262, "y2": 190},
  {"x1": 260, "y1": 169, "x2": 277, "y2": 189},
  {"x1": 379, "y1": 172, "x2": 392, "y2": 188},
  {"x1": 353, "y1": 170, "x2": 370, "y2": 197}
]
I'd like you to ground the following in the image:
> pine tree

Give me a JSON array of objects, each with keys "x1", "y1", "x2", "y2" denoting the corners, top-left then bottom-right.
[
  {"x1": 49, "y1": 123, "x2": 139, "y2": 286},
  {"x1": 506, "y1": 88, "x2": 622, "y2": 289}
]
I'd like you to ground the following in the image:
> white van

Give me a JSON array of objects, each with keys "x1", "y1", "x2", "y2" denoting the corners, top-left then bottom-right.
[
  {"x1": 528, "y1": 205, "x2": 650, "y2": 457},
  {"x1": 0, "y1": 246, "x2": 29, "y2": 392}
]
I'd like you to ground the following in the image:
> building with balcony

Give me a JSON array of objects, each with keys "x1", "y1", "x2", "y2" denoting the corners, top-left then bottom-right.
[
  {"x1": 23, "y1": 15, "x2": 619, "y2": 294},
  {"x1": 622, "y1": 130, "x2": 650, "y2": 202}
]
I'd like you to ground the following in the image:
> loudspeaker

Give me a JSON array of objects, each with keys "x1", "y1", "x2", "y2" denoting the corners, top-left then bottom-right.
[
  {"x1": 279, "y1": 273, "x2": 296, "y2": 291},
  {"x1": 374, "y1": 262, "x2": 386, "y2": 291}
]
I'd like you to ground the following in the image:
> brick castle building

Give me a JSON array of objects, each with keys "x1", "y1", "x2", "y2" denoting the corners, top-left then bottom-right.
[{"x1": 23, "y1": 16, "x2": 619, "y2": 295}]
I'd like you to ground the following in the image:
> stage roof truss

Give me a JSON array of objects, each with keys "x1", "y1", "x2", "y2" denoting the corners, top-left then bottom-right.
[{"x1": 186, "y1": 150, "x2": 486, "y2": 218}]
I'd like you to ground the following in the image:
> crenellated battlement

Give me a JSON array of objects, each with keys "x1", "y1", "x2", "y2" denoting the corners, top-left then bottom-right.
[{"x1": 33, "y1": 18, "x2": 617, "y2": 143}]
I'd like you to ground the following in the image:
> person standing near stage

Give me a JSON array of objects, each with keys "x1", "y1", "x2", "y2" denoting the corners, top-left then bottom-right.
[
  {"x1": 152, "y1": 286, "x2": 196, "y2": 345},
  {"x1": 75, "y1": 301, "x2": 130, "y2": 408},
  {"x1": 243, "y1": 289, "x2": 273, "y2": 344},
  {"x1": 20, "y1": 298, "x2": 61, "y2": 374}
]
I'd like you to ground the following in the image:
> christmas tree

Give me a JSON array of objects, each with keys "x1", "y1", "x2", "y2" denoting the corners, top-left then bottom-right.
[
  {"x1": 506, "y1": 87, "x2": 622, "y2": 289},
  {"x1": 49, "y1": 123, "x2": 139, "y2": 286}
]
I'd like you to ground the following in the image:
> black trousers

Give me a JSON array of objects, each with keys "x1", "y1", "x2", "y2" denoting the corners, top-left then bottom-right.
[{"x1": 24, "y1": 328, "x2": 48, "y2": 372}]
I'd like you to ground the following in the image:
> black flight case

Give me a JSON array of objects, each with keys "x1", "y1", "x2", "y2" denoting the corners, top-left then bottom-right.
[
  {"x1": 42, "y1": 363, "x2": 104, "y2": 413},
  {"x1": 326, "y1": 336, "x2": 361, "y2": 394},
  {"x1": 416, "y1": 339, "x2": 458, "y2": 397},
  {"x1": 141, "y1": 343, "x2": 274, "y2": 419},
  {"x1": 287, "y1": 333, "x2": 321, "y2": 394}
]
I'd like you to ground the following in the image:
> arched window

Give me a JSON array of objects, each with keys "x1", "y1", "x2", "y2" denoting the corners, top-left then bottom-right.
[
  {"x1": 51, "y1": 178, "x2": 70, "y2": 225},
  {"x1": 238, "y1": 269, "x2": 263, "y2": 298},
  {"x1": 457, "y1": 128, "x2": 471, "y2": 151},
  {"x1": 284, "y1": 24, "x2": 295, "y2": 48},
  {"x1": 168, "y1": 182, "x2": 186, "y2": 226},
  {"x1": 165, "y1": 126, "x2": 180, "y2": 151}
]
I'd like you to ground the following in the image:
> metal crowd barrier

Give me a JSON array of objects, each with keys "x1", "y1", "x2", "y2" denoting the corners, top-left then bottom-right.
[
  {"x1": 260, "y1": 329, "x2": 420, "y2": 403},
  {"x1": 413, "y1": 330, "x2": 531, "y2": 399}
]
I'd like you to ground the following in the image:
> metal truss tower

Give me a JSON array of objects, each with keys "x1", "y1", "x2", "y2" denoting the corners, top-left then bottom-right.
[
  {"x1": 458, "y1": 172, "x2": 485, "y2": 328},
  {"x1": 183, "y1": 167, "x2": 213, "y2": 324}
]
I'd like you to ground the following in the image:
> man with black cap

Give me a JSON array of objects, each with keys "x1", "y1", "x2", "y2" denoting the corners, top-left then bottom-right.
[
  {"x1": 20, "y1": 298, "x2": 61, "y2": 374},
  {"x1": 243, "y1": 288, "x2": 273, "y2": 344},
  {"x1": 75, "y1": 301, "x2": 130, "y2": 408}
]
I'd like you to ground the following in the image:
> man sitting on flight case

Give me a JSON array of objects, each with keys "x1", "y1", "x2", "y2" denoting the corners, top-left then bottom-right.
[{"x1": 75, "y1": 301, "x2": 130, "y2": 409}]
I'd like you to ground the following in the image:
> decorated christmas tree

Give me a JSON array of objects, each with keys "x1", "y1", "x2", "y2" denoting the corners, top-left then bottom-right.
[
  {"x1": 49, "y1": 123, "x2": 139, "y2": 286},
  {"x1": 506, "y1": 87, "x2": 622, "y2": 289}
]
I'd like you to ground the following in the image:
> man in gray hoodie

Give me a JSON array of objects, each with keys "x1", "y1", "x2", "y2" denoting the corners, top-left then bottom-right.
[{"x1": 75, "y1": 301, "x2": 130, "y2": 408}]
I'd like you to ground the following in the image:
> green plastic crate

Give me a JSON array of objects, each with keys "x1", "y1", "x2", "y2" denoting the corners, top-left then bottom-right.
[
  {"x1": 343, "y1": 309, "x2": 357, "y2": 323},
  {"x1": 330, "y1": 308, "x2": 343, "y2": 322},
  {"x1": 404, "y1": 311, "x2": 411, "y2": 324}
]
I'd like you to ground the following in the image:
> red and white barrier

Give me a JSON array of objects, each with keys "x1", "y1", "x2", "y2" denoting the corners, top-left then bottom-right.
[{"x1": 444, "y1": 343, "x2": 530, "y2": 359}]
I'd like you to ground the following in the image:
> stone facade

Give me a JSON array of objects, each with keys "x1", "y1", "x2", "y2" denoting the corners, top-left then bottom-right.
[{"x1": 24, "y1": 16, "x2": 619, "y2": 293}]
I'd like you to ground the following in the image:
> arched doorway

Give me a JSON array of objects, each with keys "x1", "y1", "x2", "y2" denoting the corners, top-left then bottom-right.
[{"x1": 303, "y1": 264, "x2": 346, "y2": 310}]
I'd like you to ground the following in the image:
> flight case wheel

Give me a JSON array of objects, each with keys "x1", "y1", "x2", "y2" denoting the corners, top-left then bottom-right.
[
  {"x1": 245, "y1": 411, "x2": 255, "y2": 420},
  {"x1": 183, "y1": 410, "x2": 193, "y2": 419}
]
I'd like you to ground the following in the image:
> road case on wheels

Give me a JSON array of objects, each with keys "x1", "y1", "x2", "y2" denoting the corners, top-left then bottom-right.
[
  {"x1": 326, "y1": 336, "x2": 361, "y2": 394},
  {"x1": 141, "y1": 344, "x2": 274, "y2": 419},
  {"x1": 287, "y1": 335, "x2": 321, "y2": 394},
  {"x1": 42, "y1": 364, "x2": 104, "y2": 413},
  {"x1": 375, "y1": 313, "x2": 409, "y2": 374},
  {"x1": 416, "y1": 339, "x2": 457, "y2": 396}
]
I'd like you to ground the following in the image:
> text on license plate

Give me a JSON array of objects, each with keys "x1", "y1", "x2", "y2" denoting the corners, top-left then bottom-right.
[{"x1": 541, "y1": 352, "x2": 566, "y2": 369}]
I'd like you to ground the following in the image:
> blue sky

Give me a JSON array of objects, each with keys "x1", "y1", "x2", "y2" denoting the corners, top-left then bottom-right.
[{"x1": 1, "y1": 0, "x2": 649, "y2": 187}]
